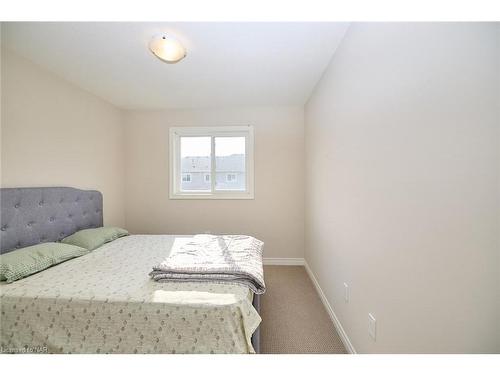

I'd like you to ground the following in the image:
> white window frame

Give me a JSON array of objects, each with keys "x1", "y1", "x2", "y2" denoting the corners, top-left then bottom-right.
[{"x1": 169, "y1": 126, "x2": 254, "y2": 199}]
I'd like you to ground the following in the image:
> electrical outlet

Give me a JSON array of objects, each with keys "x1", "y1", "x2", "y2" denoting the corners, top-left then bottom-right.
[
  {"x1": 343, "y1": 282, "x2": 349, "y2": 302},
  {"x1": 368, "y1": 313, "x2": 376, "y2": 341}
]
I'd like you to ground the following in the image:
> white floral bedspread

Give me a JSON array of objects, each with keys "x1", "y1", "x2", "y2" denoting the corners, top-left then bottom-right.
[{"x1": 0, "y1": 235, "x2": 261, "y2": 354}]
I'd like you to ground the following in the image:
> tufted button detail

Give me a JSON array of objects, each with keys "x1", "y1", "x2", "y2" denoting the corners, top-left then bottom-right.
[
  {"x1": 68, "y1": 214, "x2": 73, "y2": 218},
  {"x1": 27, "y1": 223, "x2": 32, "y2": 227},
  {"x1": 39, "y1": 201, "x2": 44, "y2": 206},
  {"x1": 15, "y1": 204, "x2": 20, "y2": 208},
  {"x1": 60, "y1": 232, "x2": 65, "y2": 237},
  {"x1": 1, "y1": 226, "x2": 7, "y2": 231},
  {"x1": 50, "y1": 217, "x2": 55, "y2": 222}
]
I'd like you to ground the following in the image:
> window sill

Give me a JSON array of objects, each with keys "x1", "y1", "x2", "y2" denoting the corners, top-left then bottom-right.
[{"x1": 169, "y1": 192, "x2": 254, "y2": 200}]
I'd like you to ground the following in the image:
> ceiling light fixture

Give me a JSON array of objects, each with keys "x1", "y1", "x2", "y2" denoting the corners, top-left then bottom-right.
[{"x1": 149, "y1": 34, "x2": 186, "y2": 63}]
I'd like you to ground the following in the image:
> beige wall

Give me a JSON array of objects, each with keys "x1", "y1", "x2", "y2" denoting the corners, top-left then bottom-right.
[
  {"x1": 305, "y1": 23, "x2": 500, "y2": 353},
  {"x1": 124, "y1": 106, "x2": 305, "y2": 258},
  {"x1": 1, "y1": 49, "x2": 126, "y2": 227}
]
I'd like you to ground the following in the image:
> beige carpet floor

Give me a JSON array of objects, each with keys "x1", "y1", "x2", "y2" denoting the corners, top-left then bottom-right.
[{"x1": 260, "y1": 265, "x2": 347, "y2": 354}]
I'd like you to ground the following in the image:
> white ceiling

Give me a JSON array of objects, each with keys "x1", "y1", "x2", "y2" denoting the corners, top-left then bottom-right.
[{"x1": 2, "y1": 22, "x2": 349, "y2": 110}]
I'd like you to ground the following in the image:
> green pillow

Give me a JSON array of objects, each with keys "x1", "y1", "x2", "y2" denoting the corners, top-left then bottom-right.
[
  {"x1": 61, "y1": 226, "x2": 129, "y2": 251},
  {"x1": 0, "y1": 242, "x2": 89, "y2": 283}
]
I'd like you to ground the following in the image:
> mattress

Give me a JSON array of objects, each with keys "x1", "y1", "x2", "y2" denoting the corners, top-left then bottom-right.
[{"x1": 0, "y1": 235, "x2": 261, "y2": 354}]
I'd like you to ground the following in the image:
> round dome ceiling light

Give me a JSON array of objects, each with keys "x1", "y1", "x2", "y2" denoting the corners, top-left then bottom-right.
[{"x1": 149, "y1": 34, "x2": 186, "y2": 63}]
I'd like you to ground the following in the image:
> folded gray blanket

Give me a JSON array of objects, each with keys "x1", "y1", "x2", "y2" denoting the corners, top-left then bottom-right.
[{"x1": 150, "y1": 234, "x2": 266, "y2": 294}]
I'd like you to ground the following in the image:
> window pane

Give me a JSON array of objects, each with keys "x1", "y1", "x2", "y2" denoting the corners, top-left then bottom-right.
[
  {"x1": 180, "y1": 136, "x2": 211, "y2": 192},
  {"x1": 215, "y1": 137, "x2": 246, "y2": 191}
]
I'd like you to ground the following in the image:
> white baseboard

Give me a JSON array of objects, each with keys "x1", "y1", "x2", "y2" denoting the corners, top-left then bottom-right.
[
  {"x1": 263, "y1": 257, "x2": 305, "y2": 266},
  {"x1": 304, "y1": 261, "x2": 357, "y2": 354}
]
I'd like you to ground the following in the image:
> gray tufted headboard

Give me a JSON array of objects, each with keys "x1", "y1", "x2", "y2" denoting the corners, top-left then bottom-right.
[{"x1": 0, "y1": 187, "x2": 103, "y2": 254}]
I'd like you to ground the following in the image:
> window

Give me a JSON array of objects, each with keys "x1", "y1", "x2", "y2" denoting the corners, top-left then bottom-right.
[{"x1": 170, "y1": 126, "x2": 254, "y2": 199}]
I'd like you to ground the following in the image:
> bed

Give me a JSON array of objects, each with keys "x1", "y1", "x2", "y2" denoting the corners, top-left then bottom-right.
[{"x1": 0, "y1": 187, "x2": 262, "y2": 354}]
